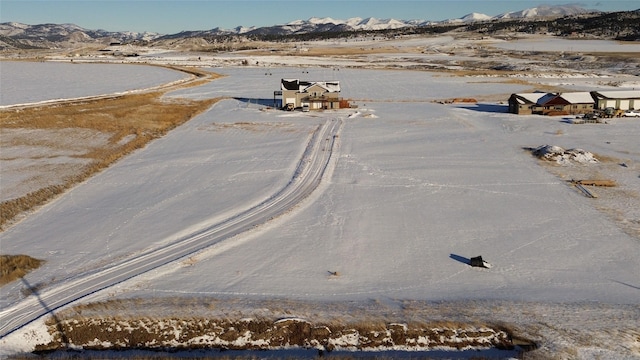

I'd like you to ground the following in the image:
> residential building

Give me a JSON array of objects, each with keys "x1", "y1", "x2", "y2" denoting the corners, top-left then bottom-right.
[
  {"x1": 509, "y1": 90, "x2": 640, "y2": 115},
  {"x1": 281, "y1": 79, "x2": 342, "y2": 110}
]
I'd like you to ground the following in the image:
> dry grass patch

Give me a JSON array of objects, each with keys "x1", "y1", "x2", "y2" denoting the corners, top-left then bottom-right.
[
  {"x1": 0, "y1": 69, "x2": 222, "y2": 230},
  {"x1": 0, "y1": 254, "x2": 44, "y2": 285},
  {"x1": 40, "y1": 297, "x2": 640, "y2": 358},
  {"x1": 31, "y1": 298, "x2": 530, "y2": 355},
  {"x1": 37, "y1": 315, "x2": 515, "y2": 353}
]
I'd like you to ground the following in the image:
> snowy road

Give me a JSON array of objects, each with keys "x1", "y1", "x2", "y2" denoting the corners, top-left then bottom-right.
[{"x1": 0, "y1": 117, "x2": 343, "y2": 339}]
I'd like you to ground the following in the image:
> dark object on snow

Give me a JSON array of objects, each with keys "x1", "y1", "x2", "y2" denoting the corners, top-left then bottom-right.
[
  {"x1": 470, "y1": 256, "x2": 484, "y2": 267},
  {"x1": 470, "y1": 256, "x2": 491, "y2": 268}
]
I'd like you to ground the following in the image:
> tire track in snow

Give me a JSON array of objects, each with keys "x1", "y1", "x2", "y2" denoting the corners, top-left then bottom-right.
[{"x1": 0, "y1": 117, "x2": 343, "y2": 339}]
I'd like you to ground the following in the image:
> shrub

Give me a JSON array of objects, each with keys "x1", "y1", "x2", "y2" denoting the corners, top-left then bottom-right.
[{"x1": 0, "y1": 254, "x2": 44, "y2": 285}]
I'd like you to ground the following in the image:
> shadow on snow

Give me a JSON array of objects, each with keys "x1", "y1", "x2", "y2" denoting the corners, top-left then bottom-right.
[
  {"x1": 449, "y1": 253, "x2": 471, "y2": 266},
  {"x1": 234, "y1": 97, "x2": 282, "y2": 108},
  {"x1": 455, "y1": 103, "x2": 508, "y2": 113}
]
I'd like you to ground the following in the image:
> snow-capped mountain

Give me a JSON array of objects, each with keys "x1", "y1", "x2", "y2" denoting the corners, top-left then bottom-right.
[
  {"x1": 352, "y1": 17, "x2": 410, "y2": 30},
  {"x1": 282, "y1": 17, "x2": 417, "y2": 31},
  {"x1": 0, "y1": 5, "x2": 613, "y2": 49},
  {"x1": 445, "y1": 12, "x2": 493, "y2": 24},
  {"x1": 495, "y1": 4, "x2": 593, "y2": 19},
  {"x1": 223, "y1": 4, "x2": 596, "y2": 35},
  {"x1": 0, "y1": 22, "x2": 160, "y2": 46},
  {"x1": 461, "y1": 13, "x2": 494, "y2": 22}
]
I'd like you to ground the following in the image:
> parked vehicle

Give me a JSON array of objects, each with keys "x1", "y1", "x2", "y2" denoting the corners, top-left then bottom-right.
[
  {"x1": 598, "y1": 107, "x2": 626, "y2": 118},
  {"x1": 622, "y1": 109, "x2": 640, "y2": 117},
  {"x1": 302, "y1": 104, "x2": 310, "y2": 112},
  {"x1": 602, "y1": 107, "x2": 616, "y2": 118}
]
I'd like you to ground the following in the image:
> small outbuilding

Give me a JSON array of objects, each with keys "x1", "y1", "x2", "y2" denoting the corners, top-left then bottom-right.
[{"x1": 591, "y1": 90, "x2": 640, "y2": 111}]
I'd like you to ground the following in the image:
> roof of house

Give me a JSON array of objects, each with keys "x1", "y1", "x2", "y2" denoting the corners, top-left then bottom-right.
[
  {"x1": 537, "y1": 93, "x2": 561, "y2": 105},
  {"x1": 302, "y1": 81, "x2": 340, "y2": 93},
  {"x1": 592, "y1": 90, "x2": 640, "y2": 99},
  {"x1": 281, "y1": 79, "x2": 340, "y2": 93},
  {"x1": 281, "y1": 79, "x2": 300, "y2": 91},
  {"x1": 557, "y1": 92, "x2": 594, "y2": 104},
  {"x1": 511, "y1": 92, "x2": 548, "y2": 104},
  {"x1": 512, "y1": 92, "x2": 594, "y2": 105}
]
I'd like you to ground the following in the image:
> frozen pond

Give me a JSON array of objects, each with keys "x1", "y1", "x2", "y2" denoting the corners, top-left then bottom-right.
[{"x1": 0, "y1": 61, "x2": 189, "y2": 106}]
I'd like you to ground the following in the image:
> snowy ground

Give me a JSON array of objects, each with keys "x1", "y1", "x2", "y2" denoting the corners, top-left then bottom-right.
[
  {"x1": 492, "y1": 35, "x2": 640, "y2": 53},
  {"x1": 0, "y1": 61, "x2": 189, "y2": 106},
  {"x1": 1, "y1": 36, "x2": 640, "y2": 358}
]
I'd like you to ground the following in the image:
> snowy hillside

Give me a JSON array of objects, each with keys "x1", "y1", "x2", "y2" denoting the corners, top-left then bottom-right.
[
  {"x1": 495, "y1": 4, "x2": 594, "y2": 19},
  {"x1": 0, "y1": 21, "x2": 161, "y2": 43},
  {"x1": 0, "y1": 4, "x2": 603, "y2": 46},
  {"x1": 460, "y1": 12, "x2": 493, "y2": 22}
]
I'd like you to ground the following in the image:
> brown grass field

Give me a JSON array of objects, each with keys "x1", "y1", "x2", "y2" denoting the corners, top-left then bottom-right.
[
  {"x1": 0, "y1": 66, "x2": 222, "y2": 281},
  {"x1": 0, "y1": 67, "x2": 222, "y2": 230}
]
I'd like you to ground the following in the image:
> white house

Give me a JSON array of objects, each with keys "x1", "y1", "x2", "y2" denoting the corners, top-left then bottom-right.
[{"x1": 281, "y1": 79, "x2": 342, "y2": 110}]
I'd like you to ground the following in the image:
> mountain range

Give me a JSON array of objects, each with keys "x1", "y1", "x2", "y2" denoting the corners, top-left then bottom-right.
[{"x1": 0, "y1": 5, "x2": 629, "y2": 49}]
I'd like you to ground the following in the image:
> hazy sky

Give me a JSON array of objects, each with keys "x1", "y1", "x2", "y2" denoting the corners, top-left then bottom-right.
[{"x1": 1, "y1": 0, "x2": 638, "y2": 34}]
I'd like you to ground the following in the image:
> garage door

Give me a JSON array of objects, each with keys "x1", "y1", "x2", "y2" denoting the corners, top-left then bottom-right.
[{"x1": 619, "y1": 100, "x2": 630, "y2": 110}]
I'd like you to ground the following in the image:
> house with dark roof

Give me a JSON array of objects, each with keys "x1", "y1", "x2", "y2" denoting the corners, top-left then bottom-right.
[
  {"x1": 281, "y1": 79, "x2": 342, "y2": 110},
  {"x1": 509, "y1": 90, "x2": 640, "y2": 116},
  {"x1": 540, "y1": 92, "x2": 595, "y2": 115},
  {"x1": 509, "y1": 92, "x2": 594, "y2": 115},
  {"x1": 508, "y1": 92, "x2": 548, "y2": 115}
]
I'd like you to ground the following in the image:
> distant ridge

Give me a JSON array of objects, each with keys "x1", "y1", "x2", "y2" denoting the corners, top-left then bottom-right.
[
  {"x1": 0, "y1": 4, "x2": 596, "y2": 39},
  {"x1": 1, "y1": 5, "x2": 636, "y2": 50},
  {"x1": 494, "y1": 4, "x2": 592, "y2": 19},
  {"x1": 0, "y1": 21, "x2": 158, "y2": 49}
]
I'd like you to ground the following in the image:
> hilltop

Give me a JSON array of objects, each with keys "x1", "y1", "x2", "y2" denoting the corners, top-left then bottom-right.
[{"x1": 1, "y1": 5, "x2": 638, "y2": 51}]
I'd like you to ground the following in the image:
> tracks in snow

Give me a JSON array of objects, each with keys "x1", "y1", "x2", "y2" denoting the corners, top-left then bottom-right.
[{"x1": 0, "y1": 117, "x2": 343, "y2": 339}]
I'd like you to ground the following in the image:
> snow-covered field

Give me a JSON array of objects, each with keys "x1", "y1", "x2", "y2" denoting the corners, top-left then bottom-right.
[
  {"x1": 0, "y1": 61, "x2": 189, "y2": 106},
  {"x1": 492, "y1": 36, "x2": 640, "y2": 53},
  {"x1": 1, "y1": 36, "x2": 640, "y2": 358}
]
